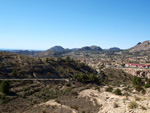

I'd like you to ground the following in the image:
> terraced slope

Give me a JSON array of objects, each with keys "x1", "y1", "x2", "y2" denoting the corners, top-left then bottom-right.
[{"x1": 0, "y1": 52, "x2": 96, "y2": 79}]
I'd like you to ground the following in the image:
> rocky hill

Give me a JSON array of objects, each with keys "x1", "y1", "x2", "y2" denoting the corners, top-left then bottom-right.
[
  {"x1": 50, "y1": 46, "x2": 65, "y2": 52},
  {"x1": 0, "y1": 52, "x2": 96, "y2": 79},
  {"x1": 129, "y1": 40, "x2": 150, "y2": 52},
  {"x1": 109, "y1": 47, "x2": 120, "y2": 51},
  {"x1": 79, "y1": 46, "x2": 102, "y2": 51}
]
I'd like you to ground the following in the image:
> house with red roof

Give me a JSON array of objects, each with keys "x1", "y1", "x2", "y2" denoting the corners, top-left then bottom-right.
[{"x1": 125, "y1": 63, "x2": 150, "y2": 69}]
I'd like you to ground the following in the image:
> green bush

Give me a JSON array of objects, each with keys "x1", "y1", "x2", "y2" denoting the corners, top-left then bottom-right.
[
  {"x1": 105, "y1": 86, "x2": 113, "y2": 92},
  {"x1": 114, "y1": 88, "x2": 122, "y2": 95},
  {"x1": 37, "y1": 88, "x2": 62, "y2": 99},
  {"x1": 65, "y1": 83, "x2": 71, "y2": 87},
  {"x1": 132, "y1": 77, "x2": 142, "y2": 86},
  {"x1": 1, "y1": 94, "x2": 6, "y2": 104},
  {"x1": 65, "y1": 56, "x2": 71, "y2": 64},
  {"x1": 132, "y1": 77, "x2": 143, "y2": 91},
  {"x1": 0, "y1": 80, "x2": 10, "y2": 94},
  {"x1": 11, "y1": 69, "x2": 16, "y2": 76},
  {"x1": 23, "y1": 87, "x2": 28, "y2": 92},
  {"x1": 145, "y1": 79, "x2": 150, "y2": 88},
  {"x1": 72, "y1": 73, "x2": 100, "y2": 84},
  {"x1": 65, "y1": 87, "x2": 72, "y2": 93},
  {"x1": 142, "y1": 88, "x2": 146, "y2": 95}
]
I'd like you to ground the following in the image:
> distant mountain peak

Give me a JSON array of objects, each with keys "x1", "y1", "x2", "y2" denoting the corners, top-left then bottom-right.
[
  {"x1": 50, "y1": 46, "x2": 65, "y2": 52},
  {"x1": 109, "y1": 47, "x2": 120, "y2": 50},
  {"x1": 79, "y1": 46, "x2": 102, "y2": 51}
]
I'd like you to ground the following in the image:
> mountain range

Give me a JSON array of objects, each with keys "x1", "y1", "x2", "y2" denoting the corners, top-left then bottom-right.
[{"x1": 1, "y1": 40, "x2": 150, "y2": 57}]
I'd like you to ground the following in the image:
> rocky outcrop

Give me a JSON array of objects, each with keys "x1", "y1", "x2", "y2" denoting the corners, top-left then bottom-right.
[
  {"x1": 129, "y1": 41, "x2": 150, "y2": 52},
  {"x1": 123, "y1": 68, "x2": 150, "y2": 79}
]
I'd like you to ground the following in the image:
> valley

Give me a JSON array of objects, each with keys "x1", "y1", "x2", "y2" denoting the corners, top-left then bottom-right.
[{"x1": 0, "y1": 41, "x2": 150, "y2": 113}]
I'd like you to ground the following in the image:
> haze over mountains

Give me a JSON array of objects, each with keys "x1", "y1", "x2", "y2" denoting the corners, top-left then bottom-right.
[{"x1": 1, "y1": 40, "x2": 150, "y2": 57}]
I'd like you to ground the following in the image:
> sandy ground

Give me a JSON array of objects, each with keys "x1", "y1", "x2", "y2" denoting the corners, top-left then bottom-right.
[
  {"x1": 23, "y1": 87, "x2": 150, "y2": 113},
  {"x1": 39, "y1": 100, "x2": 78, "y2": 113},
  {"x1": 79, "y1": 88, "x2": 150, "y2": 113}
]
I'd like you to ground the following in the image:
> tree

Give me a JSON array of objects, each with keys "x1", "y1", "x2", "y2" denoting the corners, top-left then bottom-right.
[
  {"x1": 132, "y1": 77, "x2": 142, "y2": 86},
  {"x1": 66, "y1": 56, "x2": 71, "y2": 65},
  {"x1": 46, "y1": 57, "x2": 49, "y2": 63},
  {"x1": 0, "y1": 80, "x2": 10, "y2": 94},
  {"x1": 132, "y1": 77, "x2": 143, "y2": 91},
  {"x1": 11, "y1": 69, "x2": 16, "y2": 76}
]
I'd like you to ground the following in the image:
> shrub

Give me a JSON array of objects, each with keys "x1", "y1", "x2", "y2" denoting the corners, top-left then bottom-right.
[
  {"x1": 37, "y1": 88, "x2": 62, "y2": 99},
  {"x1": 71, "y1": 105, "x2": 78, "y2": 110},
  {"x1": 11, "y1": 69, "x2": 16, "y2": 76},
  {"x1": 23, "y1": 87, "x2": 28, "y2": 92},
  {"x1": 113, "y1": 102, "x2": 119, "y2": 108},
  {"x1": 114, "y1": 89, "x2": 122, "y2": 95},
  {"x1": 132, "y1": 77, "x2": 142, "y2": 90},
  {"x1": 42, "y1": 110, "x2": 47, "y2": 113},
  {"x1": 134, "y1": 96, "x2": 141, "y2": 101},
  {"x1": 20, "y1": 93, "x2": 26, "y2": 98},
  {"x1": 65, "y1": 83, "x2": 71, "y2": 87},
  {"x1": 105, "y1": 86, "x2": 113, "y2": 92},
  {"x1": 0, "y1": 80, "x2": 10, "y2": 94},
  {"x1": 95, "y1": 86, "x2": 100, "y2": 92},
  {"x1": 144, "y1": 79, "x2": 150, "y2": 88},
  {"x1": 66, "y1": 56, "x2": 71, "y2": 64},
  {"x1": 45, "y1": 58, "x2": 49, "y2": 63},
  {"x1": 65, "y1": 87, "x2": 72, "y2": 93},
  {"x1": 1, "y1": 94, "x2": 6, "y2": 104},
  {"x1": 128, "y1": 101, "x2": 138, "y2": 109},
  {"x1": 142, "y1": 88, "x2": 146, "y2": 95},
  {"x1": 141, "y1": 105, "x2": 147, "y2": 110},
  {"x1": 71, "y1": 91, "x2": 78, "y2": 96},
  {"x1": 135, "y1": 86, "x2": 143, "y2": 92},
  {"x1": 73, "y1": 73, "x2": 100, "y2": 84}
]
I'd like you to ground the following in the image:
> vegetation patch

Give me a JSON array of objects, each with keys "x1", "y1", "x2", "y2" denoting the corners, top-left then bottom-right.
[
  {"x1": 0, "y1": 80, "x2": 10, "y2": 94},
  {"x1": 105, "y1": 86, "x2": 113, "y2": 92},
  {"x1": 114, "y1": 88, "x2": 122, "y2": 95},
  {"x1": 128, "y1": 101, "x2": 138, "y2": 109}
]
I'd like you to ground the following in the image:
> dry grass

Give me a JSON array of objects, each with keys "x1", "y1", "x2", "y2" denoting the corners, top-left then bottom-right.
[{"x1": 128, "y1": 101, "x2": 138, "y2": 109}]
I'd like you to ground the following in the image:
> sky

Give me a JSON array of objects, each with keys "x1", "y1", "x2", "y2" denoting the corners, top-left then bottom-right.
[{"x1": 0, "y1": 0, "x2": 150, "y2": 50}]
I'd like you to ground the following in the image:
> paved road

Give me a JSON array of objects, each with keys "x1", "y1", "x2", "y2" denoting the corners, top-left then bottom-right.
[{"x1": 0, "y1": 78, "x2": 69, "y2": 81}]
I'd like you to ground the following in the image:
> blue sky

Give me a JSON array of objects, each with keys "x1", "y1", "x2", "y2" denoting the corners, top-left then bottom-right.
[{"x1": 0, "y1": 0, "x2": 150, "y2": 50}]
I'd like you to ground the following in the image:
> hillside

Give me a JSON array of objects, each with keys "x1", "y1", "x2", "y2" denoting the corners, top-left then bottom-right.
[
  {"x1": 129, "y1": 41, "x2": 150, "y2": 52},
  {"x1": 2, "y1": 50, "x2": 42, "y2": 56},
  {"x1": 35, "y1": 49, "x2": 55, "y2": 57},
  {"x1": 0, "y1": 52, "x2": 96, "y2": 79}
]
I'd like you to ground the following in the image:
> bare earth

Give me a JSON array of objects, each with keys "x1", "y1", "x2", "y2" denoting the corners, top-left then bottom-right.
[{"x1": 79, "y1": 88, "x2": 150, "y2": 113}]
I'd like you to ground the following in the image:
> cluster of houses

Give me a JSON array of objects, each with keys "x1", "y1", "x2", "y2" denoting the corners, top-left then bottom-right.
[{"x1": 125, "y1": 63, "x2": 150, "y2": 69}]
